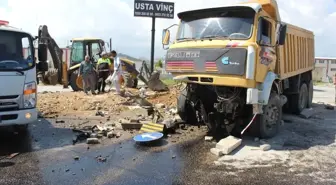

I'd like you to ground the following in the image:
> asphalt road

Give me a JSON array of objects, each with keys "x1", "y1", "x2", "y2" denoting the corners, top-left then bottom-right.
[{"x1": 0, "y1": 85, "x2": 335, "y2": 185}]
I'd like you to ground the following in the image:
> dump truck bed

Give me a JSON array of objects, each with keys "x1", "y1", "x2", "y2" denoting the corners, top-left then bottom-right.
[{"x1": 277, "y1": 23, "x2": 315, "y2": 80}]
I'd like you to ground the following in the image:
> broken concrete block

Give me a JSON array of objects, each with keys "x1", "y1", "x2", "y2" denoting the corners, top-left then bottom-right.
[
  {"x1": 107, "y1": 131, "x2": 115, "y2": 138},
  {"x1": 260, "y1": 144, "x2": 271, "y2": 151},
  {"x1": 210, "y1": 148, "x2": 224, "y2": 157},
  {"x1": 205, "y1": 136, "x2": 213, "y2": 141},
  {"x1": 86, "y1": 138, "x2": 99, "y2": 144},
  {"x1": 215, "y1": 136, "x2": 242, "y2": 155},
  {"x1": 300, "y1": 108, "x2": 317, "y2": 119}
]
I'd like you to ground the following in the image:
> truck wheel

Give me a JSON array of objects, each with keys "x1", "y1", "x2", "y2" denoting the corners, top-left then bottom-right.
[
  {"x1": 250, "y1": 93, "x2": 282, "y2": 139},
  {"x1": 69, "y1": 70, "x2": 82, "y2": 91},
  {"x1": 293, "y1": 83, "x2": 308, "y2": 114},
  {"x1": 307, "y1": 80, "x2": 313, "y2": 108},
  {"x1": 177, "y1": 88, "x2": 197, "y2": 124}
]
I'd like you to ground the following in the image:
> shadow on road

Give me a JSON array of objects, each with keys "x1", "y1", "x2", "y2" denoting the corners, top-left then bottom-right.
[{"x1": 0, "y1": 115, "x2": 77, "y2": 157}]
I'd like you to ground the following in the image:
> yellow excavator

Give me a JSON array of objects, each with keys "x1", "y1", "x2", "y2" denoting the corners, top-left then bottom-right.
[{"x1": 36, "y1": 25, "x2": 168, "y2": 92}]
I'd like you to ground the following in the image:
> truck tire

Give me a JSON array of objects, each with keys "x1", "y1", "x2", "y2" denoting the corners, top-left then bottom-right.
[
  {"x1": 177, "y1": 88, "x2": 197, "y2": 124},
  {"x1": 307, "y1": 80, "x2": 313, "y2": 108},
  {"x1": 292, "y1": 83, "x2": 308, "y2": 114},
  {"x1": 69, "y1": 70, "x2": 81, "y2": 91},
  {"x1": 250, "y1": 92, "x2": 282, "y2": 139}
]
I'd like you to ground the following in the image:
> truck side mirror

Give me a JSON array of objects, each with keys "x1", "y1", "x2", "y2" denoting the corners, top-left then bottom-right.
[
  {"x1": 276, "y1": 23, "x2": 287, "y2": 46},
  {"x1": 162, "y1": 29, "x2": 170, "y2": 45}
]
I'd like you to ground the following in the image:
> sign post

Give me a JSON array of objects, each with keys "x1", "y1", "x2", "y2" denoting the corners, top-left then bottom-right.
[{"x1": 134, "y1": 0, "x2": 175, "y2": 73}]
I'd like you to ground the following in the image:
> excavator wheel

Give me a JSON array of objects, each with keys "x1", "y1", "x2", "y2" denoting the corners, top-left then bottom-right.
[
  {"x1": 122, "y1": 72, "x2": 137, "y2": 88},
  {"x1": 69, "y1": 70, "x2": 82, "y2": 91}
]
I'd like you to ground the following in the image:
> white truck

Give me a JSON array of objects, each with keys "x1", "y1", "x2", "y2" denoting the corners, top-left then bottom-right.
[{"x1": 0, "y1": 20, "x2": 47, "y2": 132}]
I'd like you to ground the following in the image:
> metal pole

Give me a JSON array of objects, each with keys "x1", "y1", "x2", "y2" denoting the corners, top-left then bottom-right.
[
  {"x1": 109, "y1": 38, "x2": 112, "y2": 52},
  {"x1": 150, "y1": 17, "x2": 156, "y2": 73}
]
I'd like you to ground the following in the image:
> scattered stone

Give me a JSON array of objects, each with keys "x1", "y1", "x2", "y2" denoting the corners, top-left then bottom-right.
[
  {"x1": 215, "y1": 136, "x2": 242, "y2": 155},
  {"x1": 210, "y1": 148, "x2": 224, "y2": 157},
  {"x1": 300, "y1": 108, "x2": 318, "y2": 119},
  {"x1": 167, "y1": 134, "x2": 172, "y2": 137},
  {"x1": 116, "y1": 132, "x2": 121, "y2": 138},
  {"x1": 52, "y1": 170, "x2": 55, "y2": 172},
  {"x1": 72, "y1": 173, "x2": 76, "y2": 176},
  {"x1": 107, "y1": 131, "x2": 115, "y2": 138},
  {"x1": 260, "y1": 140, "x2": 267, "y2": 144},
  {"x1": 130, "y1": 119, "x2": 140, "y2": 123},
  {"x1": 172, "y1": 155, "x2": 176, "y2": 159},
  {"x1": 55, "y1": 120, "x2": 65, "y2": 123},
  {"x1": 97, "y1": 157, "x2": 107, "y2": 162},
  {"x1": 86, "y1": 138, "x2": 100, "y2": 144},
  {"x1": 65, "y1": 169, "x2": 70, "y2": 172},
  {"x1": 97, "y1": 134, "x2": 104, "y2": 139},
  {"x1": 155, "y1": 103, "x2": 165, "y2": 109},
  {"x1": 260, "y1": 144, "x2": 271, "y2": 151},
  {"x1": 121, "y1": 123, "x2": 142, "y2": 130},
  {"x1": 74, "y1": 156, "x2": 80, "y2": 160},
  {"x1": 205, "y1": 136, "x2": 213, "y2": 141},
  {"x1": 254, "y1": 137, "x2": 260, "y2": 142},
  {"x1": 325, "y1": 104, "x2": 334, "y2": 110}
]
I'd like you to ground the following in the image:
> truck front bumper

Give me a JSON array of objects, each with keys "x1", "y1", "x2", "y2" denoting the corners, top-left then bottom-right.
[{"x1": 0, "y1": 108, "x2": 37, "y2": 126}]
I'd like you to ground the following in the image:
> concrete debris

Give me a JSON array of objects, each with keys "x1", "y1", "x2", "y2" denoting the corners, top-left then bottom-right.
[
  {"x1": 260, "y1": 144, "x2": 271, "y2": 151},
  {"x1": 205, "y1": 136, "x2": 213, "y2": 141},
  {"x1": 169, "y1": 108, "x2": 178, "y2": 114},
  {"x1": 90, "y1": 133, "x2": 98, "y2": 138},
  {"x1": 97, "y1": 157, "x2": 107, "y2": 162},
  {"x1": 216, "y1": 136, "x2": 242, "y2": 155},
  {"x1": 210, "y1": 148, "x2": 224, "y2": 157},
  {"x1": 325, "y1": 104, "x2": 334, "y2": 110},
  {"x1": 121, "y1": 123, "x2": 143, "y2": 130},
  {"x1": 87, "y1": 138, "x2": 100, "y2": 144},
  {"x1": 116, "y1": 132, "x2": 121, "y2": 138}
]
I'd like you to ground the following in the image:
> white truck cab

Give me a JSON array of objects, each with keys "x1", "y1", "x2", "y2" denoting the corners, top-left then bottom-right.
[{"x1": 0, "y1": 20, "x2": 37, "y2": 131}]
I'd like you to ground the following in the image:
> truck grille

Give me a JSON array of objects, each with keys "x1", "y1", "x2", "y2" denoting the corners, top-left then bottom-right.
[{"x1": 0, "y1": 95, "x2": 20, "y2": 112}]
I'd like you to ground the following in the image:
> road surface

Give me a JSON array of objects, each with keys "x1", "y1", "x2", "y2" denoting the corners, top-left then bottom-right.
[{"x1": 0, "y1": 85, "x2": 335, "y2": 185}]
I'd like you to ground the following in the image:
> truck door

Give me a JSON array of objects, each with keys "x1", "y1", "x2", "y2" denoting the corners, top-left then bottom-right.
[{"x1": 255, "y1": 16, "x2": 276, "y2": 82}]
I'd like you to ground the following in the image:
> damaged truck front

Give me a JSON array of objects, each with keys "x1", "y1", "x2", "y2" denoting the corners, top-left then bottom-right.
[{"x1": 162, "y1": 0, "x2": 315, "y2": 139}]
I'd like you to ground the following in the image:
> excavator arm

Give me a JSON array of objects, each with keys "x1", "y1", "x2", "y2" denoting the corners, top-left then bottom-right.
[{"x1": 37, "y1": 25, "x2": 64, "y2": 84}]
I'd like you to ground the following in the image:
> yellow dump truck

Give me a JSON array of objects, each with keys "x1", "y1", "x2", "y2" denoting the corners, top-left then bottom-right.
[{"x1": 162, "y1": 0, "x2": 314, "y2": 138}]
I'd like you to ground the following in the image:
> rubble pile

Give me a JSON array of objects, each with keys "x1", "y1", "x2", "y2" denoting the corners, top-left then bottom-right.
[{"x1": 37, "y1": 87, "x2": 179, "y2": 118}]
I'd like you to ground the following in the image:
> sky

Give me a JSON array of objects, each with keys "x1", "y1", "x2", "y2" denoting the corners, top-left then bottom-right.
[{"x1": 0, "y1": 0, "x2": 335, "y2": 59}]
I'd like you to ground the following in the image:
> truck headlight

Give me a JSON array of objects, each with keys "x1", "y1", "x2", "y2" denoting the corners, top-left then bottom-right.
[{"x1": 23, "y1": 82, "x2": 37, "y2": 108}]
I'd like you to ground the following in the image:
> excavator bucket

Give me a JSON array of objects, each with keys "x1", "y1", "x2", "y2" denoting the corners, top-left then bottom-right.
[
  {"x1": 137, "y1": 61, "x2": 169, "y2": 92},
  {"x1": 147, "y1": 71, "x2": 169, "y2": 92}
]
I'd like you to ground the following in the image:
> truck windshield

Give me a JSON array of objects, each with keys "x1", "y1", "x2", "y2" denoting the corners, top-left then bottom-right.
[
  {"x1": 0, "y1": 30, "x2": 34, "y2": 71},
  {"x1": 177, "y1": 9, "x2": 255, "y2": 41}
]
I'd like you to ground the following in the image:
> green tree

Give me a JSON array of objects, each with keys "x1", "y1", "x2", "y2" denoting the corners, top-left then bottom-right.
[{"x1": 155, "y1": 59, "x2": 163, "y2": 69}]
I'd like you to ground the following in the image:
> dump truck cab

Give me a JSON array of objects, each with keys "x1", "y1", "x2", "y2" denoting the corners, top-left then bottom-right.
[
  {"x1": 162, "y1": 0, "x2": 295, "y2": 139},
  {"x1": 163, "y1": 1, "x2": 286, "y2": 88}
]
